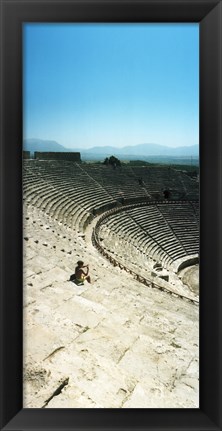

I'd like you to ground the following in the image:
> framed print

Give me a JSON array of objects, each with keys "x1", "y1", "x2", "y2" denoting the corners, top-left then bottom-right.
[
  {"x1": 0, "y1": 0, "x2": 222, "y2": 430},
  {"x1": 22, "y1": 20, "x2": 200, "y2": 411}
]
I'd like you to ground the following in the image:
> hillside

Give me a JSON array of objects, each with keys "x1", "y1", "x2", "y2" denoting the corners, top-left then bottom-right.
[{"x1": 23, "y1": 139, "x2": 67, "y2": 154}]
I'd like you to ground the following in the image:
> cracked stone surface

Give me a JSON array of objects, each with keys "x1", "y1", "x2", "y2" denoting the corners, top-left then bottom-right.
[{"x1": 23, "y1": 204, "x2": 199, "y2": 408}]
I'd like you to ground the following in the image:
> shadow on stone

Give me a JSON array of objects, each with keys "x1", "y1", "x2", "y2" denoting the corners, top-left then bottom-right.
[{"x1": 69, "y1": 273, "x2": 84, "y2": 286}]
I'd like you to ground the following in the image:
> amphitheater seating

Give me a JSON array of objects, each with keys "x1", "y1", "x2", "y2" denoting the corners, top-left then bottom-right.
[
  {"x1": 23, "y1": 160, "x2": 199, "y2": 272},
  {"x1": 23, "y1": 160, "x2": 117, "y2": 231},
  {"x1": 156, "y1": 203, "x2": 199, "y2": 255},
  {"x1": 130, "y1": 166, "x2": 199, "y2": 199},
  {"x1": 97, "y1": 202, "x2": 199, "y2": 271},
  {"x1": 23, "y1": 160, "x2": 199, "y2": 212}
]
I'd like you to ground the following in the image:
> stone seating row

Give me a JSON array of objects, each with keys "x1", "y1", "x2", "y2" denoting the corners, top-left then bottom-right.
[
  {"x1": 131, "y1": 166, "x2": 195, "y2": 192},
  {"x1": 97, "y1": 202, "x2": 198, "y2": 270},
  {"x1": 126, "y1": 206, "x2": 198, "y2": 252},
  {"x1": 100, "y1": 222, "x2": 175, "y2": 272},
  {"x1": 24, "y1": 188, "x2": 88, "y2": 231},
  {"x1": 24, "y1": 160, "x2": 198, "y2": 199},
  {"x1": 23, "y1": 162, "x2": 116, "y2": 229},
  {"x1": 24, "y1": 160, "x2": 199, "y2": 207},
  {"x1": 129, "y1": 205, "x2": 198, "y2": 259},
  {"x1": 80, "y1": 165, "x2": 164, "y2": 198},
  {"x1": 156, "y1": 203, "x2": 199, "y2": 255},
  {"x1": 100, "y1": 215, "x2": 176, "y2": 266},
  {"x1": 23, "y1": 161, "x2": 199, "y2": 243}
]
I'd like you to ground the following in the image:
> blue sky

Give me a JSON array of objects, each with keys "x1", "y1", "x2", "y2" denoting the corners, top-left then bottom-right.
[{"x1": 23, "y1": 23, "x2": 199, "y2": 149}]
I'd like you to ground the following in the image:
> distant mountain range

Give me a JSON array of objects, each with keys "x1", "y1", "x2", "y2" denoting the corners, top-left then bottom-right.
[
  {"x1": 24, "y1": 138, "x2": 199, "y2": 159},
  {"x1": 79, "y1": 143, "x2": 199, "y2": 157},
  {"x1": 24, "y1": 138, "x2": 66, "y2": 153}
]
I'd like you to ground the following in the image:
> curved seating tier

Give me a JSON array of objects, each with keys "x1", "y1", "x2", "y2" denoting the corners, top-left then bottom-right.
[
  {"x1": 23, "y1": 160, "x2": 199, "y2": 296},
  {"x1": 23, "y1": 160, "x2": 117, "y2": 231},
  {"x1": 96, "y1": 202, "x2": 199, "y2": 272},
  {"x1": 23, "y1": 160, "x2": 199, "y2": 240},
  {"x1": 82, "y1": 164, "x2": 199, "y2": 200}
]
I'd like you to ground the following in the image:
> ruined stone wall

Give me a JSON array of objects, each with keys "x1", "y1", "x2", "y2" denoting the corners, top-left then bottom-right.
[
  {"x1": 34, "y1": 152, "x2": 81, "y2": 162},
  {"x1": 23, "y1": 151, "x2": 30, "y2": 159}
]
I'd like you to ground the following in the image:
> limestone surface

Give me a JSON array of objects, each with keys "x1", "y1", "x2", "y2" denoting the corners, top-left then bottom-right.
[{"x1": 23, "y1": 204, "x2": 199, "y2": 408}]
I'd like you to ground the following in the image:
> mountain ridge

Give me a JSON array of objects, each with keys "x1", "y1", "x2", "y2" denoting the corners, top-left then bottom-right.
[{"x1": 24, "y1": 138, "x2": 198, "y2": 157}]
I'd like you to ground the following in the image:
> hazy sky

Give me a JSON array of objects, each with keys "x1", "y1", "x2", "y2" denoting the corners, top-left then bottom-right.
[{"x1": 23, "y1": 23, "x2": 199, "y2": 149}]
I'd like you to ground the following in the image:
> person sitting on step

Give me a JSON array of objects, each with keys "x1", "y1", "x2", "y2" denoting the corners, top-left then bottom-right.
[{"x1": 75, "y1": 260, "x2": 91, "y2": 284}]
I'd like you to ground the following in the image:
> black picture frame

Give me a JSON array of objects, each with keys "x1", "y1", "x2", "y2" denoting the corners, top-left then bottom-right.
[{"x1": 0, "y1": 0, "x2": 221, "y2": 430}]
